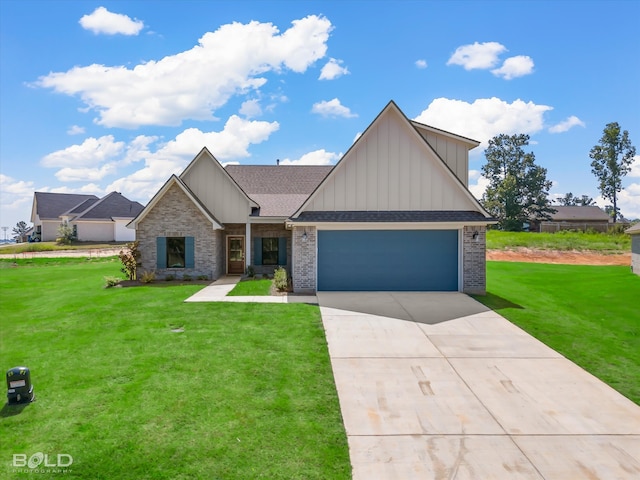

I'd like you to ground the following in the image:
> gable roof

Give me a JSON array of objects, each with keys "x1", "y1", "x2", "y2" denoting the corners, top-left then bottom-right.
[
  {"x1": 72, "y1": 192, "x2": 144, "y2": 221},
  {"x1": 128, "y1": 175, "x2": 223, "y2": 229},
  {"x1": 33, "y1": 192, "x2": 99, "y2": 220},
  {"x1": 226, "y1": 165, "x2": 332, "y2": 217},
  {"x1": 626, "y1": 223, "x2": 640, "y2": 235},
  {"x1": 292, "y1": 100, "x2": 493, "y2": 220},
  {"x1": 549, "y1": 206, "x2": 610, "y2": 222}
]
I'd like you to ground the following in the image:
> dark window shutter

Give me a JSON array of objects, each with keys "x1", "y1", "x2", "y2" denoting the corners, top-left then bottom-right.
[
  {"x1": 185, "y1": 237, "x2": 195, "y2": 268},
  {"x1": 253, "y1": 237, "x2": 262, "y2": 265},
  {"x1": 278, "y1": 237, "x2": 287, "y2": 265},
  {"x1": 156, "y1": 237, "x2": 167, "y2": 269}
]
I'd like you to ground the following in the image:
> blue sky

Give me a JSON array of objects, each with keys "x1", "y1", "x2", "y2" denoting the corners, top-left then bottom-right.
[{"x1": 1, "y1": 0, "x2": 639, "y2": 233}]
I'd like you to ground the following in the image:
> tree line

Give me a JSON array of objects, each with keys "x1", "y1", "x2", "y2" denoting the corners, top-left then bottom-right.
[{"x1": 481, "y1": 122, "x2": 636, "y2": 230}]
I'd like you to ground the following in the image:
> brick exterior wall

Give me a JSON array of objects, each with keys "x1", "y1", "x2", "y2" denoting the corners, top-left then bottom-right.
[
  {"x1": 249, "y1": 223, "x2": 292, "y2": 276},
  {"x1": 136, "y1": 183, "x2": 222, "y2": 280},
  {"x1": 292, "y1": 226, "x2": 316, "y2": 293},
  {"x1": 462, "y1": 225, "x2": 486, "y2": 295}
]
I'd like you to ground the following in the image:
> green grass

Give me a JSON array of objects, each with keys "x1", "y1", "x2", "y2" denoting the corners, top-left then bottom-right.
[
  {"x1": 474, "y1": 262, "x2": 640, "y2": 405},
  {"x1": 486, "y1": 230, "x2": 630, "y2": 252},
  {"x1": 0, "y1": 260, "x2": 350, "y2": 479},
  {"x1": 227, "y1": 278, "x2": 273, "y2": 296},
  {"x1": 0, "y1": 241, "x2": 126, "y2": 255}
]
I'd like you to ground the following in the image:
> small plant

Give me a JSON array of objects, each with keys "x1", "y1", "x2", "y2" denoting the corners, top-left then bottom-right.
[
  {"x1": 118, "y1": 241, "x2": 141, "y2": 280},
  {"x1": 104, "y1": 276, "x2": 122, "y2": 288},
  {"x1": 165, "y1": 274, "x2": 175, "y2": 281},
  {"x1": 197, "y1": 275, "x2": 209, "y2": 281},
  {"x1": 140, "y1": 270, "x2": 156, "y2": 284},
  {"x1": 246, "y1": 265, "x2": 255, "y2": 278},
  {"x1": 56, "y1": 222, "x2": 76, "y2": 245},
  {"x1": 273, "y1": 267, "x2": 288, "y2": 292},
  {"x1": 182, "y1": 274, "x2": 192, "y2": 282}
]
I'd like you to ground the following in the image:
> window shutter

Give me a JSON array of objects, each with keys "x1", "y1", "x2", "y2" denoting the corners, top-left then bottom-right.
[
  {"x1": 278, "y1": 237, "x2": 287, "y2": 265},
  {"x1": 253, "y1": 237, "x2": 262, "y2": 265},
  {"x1": 156, "y1": 237, "x2": 167, "y2": 269},
  {"x1": 185, "y1": 236, "x2": 195, "y2": 268}
]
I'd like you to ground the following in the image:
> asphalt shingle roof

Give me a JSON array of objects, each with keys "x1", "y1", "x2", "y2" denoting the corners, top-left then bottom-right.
[
  {"x1": 549, "y1": 206, "x2": 610, "y2": 221},
  {"x1": 75, "y1": 192, "x2": 144, "y2": 220},
  {"x1": 225, "y1": 165, "x2": 332, "y2": 216},
  {"x1": 34, "y1": 192, "x2": 99, "y2": 219}
]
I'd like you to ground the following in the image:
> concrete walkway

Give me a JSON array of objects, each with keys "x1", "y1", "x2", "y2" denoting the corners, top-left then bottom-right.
[
  {"x1": 318, "y1": 292, "x2": 640, "y2": 479},
  {"x1": 184, "y1": 276, "x2": 317, "y2": 304}
]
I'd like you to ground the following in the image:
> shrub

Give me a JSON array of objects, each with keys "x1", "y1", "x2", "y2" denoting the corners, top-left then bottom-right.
[
  {"x1": 165, "y1": 274, "x2": 175, "y2": 281},
  {"x1": 246, "y1": 265, "x2": 255, "y2": 277},
  {"x1": 56, "y1": 222, "x2": 76, "y2": 245},
  {"x1": 197, "y1": 275, "x2": 209, "y2": 281},
  {"x1": 273, "y1": 267, "x2": 288, "y2": 292},
  {"x1": 118, "y1": 241, "x2": 141, "y2": 280},
  {"x1": 140, "y1": 270, "x2": 156, "y2": 284},
  {"x1": 104, "y1": 276, "x2": 122, "y2": 288},
  {"x1": 182, "y1": 274, "x2": 192, "y2": 282}
]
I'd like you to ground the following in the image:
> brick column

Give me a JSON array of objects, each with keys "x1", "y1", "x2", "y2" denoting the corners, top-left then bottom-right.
[
  {"x1": 292, "y1": 226, "x2": 316, "y2": 293},
  {"x1": 462, "y1": 225, "x2": 486, "y2": 295}
]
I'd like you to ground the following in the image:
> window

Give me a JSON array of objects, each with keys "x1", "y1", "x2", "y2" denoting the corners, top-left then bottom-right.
[
  {"x1": 167, "y1": 237, "x2": 186, "y2": 268},
  {"x1": 156, "y1": 237, "x2": 194, "y2": 269},
  {"x1": 262, "y1": 238, "x2": 279, "y2": 265},
  {"x1": 254, "y1": 237, "x2": 287, "y2": 266}
]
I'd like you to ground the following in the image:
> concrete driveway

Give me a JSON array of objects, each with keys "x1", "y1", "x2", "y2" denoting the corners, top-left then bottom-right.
[{"x1": 318, "y1": 292, "x2": 640, "y2": 479}]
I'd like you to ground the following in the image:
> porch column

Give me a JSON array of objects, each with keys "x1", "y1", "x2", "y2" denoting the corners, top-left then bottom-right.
[{"x1": 245, "y1": 222, "x2": 251, "y2": 271}]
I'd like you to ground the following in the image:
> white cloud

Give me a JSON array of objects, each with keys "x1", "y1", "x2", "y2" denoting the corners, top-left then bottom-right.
[
  {"x1": 79, "y1": 7, "x2": 144, "y2": 36},
  {"x1": 106, "y1": 116, "x2": 279, "y2": 201},
  {"x1": 468, "y1": 170, "x2": 490, "y2": 200},
  {"x1": 279, "y1": 149, "x2": 340, "y2": 165},
  {"x1": 36, "y1": 15, "x2": 332, "y2": 128},
  {"x1": 0, "y1": 174, "x2": 35, "y2": 215},
  {"x1": 447, "y1": 42, "x2": 506, "y2": 70},
  {"x1": 312, "y1": 98, "x2": 357, "y2": 118},
  {"x1": 55, "y1": 165, "x2": 116, "y2": 182},
  {"x1": 491, "y1": 55, "x2": 534, "y2": 80},
  {"x1": 549, "y1": 115, "x2": 586, "y2": 133},
  {"x1": 239, "y1": 99, "x2": 262, "y2": 118},
  {"x1": 414, "y1": 97, "x2": 552, "y2": 148},
  {"x1": 41, "y1": 136, "x2": 125, "y2": 168},
  {"x1": 415, "y1": 59, "x2": 428, "y2": 69},
  {"x1": 319, "y1": 58, "x2": 349, "y2": 80},
  {"x1": 67, "y1": 125, "x2": 85, "y2": 135}
]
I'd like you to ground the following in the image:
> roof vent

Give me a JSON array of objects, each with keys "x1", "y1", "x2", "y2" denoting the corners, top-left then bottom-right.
[{"x1": 276, "y1": 159, "x2": 280, "y2": 166}]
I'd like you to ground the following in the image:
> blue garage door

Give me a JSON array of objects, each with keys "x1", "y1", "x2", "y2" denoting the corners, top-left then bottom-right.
[{"x1": 317, "y1": 230, "x2": 458, "y2": 291}]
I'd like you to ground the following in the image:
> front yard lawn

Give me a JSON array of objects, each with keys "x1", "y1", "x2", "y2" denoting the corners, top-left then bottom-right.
[
  {"x1": 475, "y1": 262, "x2": 640, "y2": 405},
  {"x1": 227, "y1": 278, "x2": 273, "y2": 296},
  {"x1": 0, "y1": 258, "x2": 350, "y2": 479}
]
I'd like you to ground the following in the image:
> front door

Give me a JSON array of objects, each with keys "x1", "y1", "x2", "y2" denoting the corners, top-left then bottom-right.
[{"x1": 227, "y1": 236, "x2": 245, "y2": 274}]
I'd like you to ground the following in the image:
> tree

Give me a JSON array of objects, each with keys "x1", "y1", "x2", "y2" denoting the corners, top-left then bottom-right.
[
  {"x1": 12, "y1": 221, "x2": 29, "y2": 241},
  {"x1": 481, "y1": 133, "x2": 555, "y2": 231},
  {"x1": 589, "y1": 122, "x2": 636, "y2": 223},
  {"x1": 555, "y1": 192, "x2": 596, "y2": 206}
]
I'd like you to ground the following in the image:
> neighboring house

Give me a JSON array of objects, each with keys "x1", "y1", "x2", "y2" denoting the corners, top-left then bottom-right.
[
  {"x1": 626, "y1": 223, "x2": 640, "y2": 275},
  {"x1": 539, "y1": 206, "x2": 611, "y2": 233},
  {"x1": 31, "y1": 192, "x2": 144, "y2": 242},
  {"x1": 129, "y1": 101, "x2": 496, "y2": 294}
]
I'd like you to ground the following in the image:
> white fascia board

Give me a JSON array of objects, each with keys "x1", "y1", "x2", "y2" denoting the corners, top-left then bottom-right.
[{"x1": 286, "y1": 221, "x2": 495, "y2": 230}]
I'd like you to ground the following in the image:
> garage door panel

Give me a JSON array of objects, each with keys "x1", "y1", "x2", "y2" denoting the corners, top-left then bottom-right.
[{"x1": 318, "y1": 230, "x2": 458, "y2": 291}]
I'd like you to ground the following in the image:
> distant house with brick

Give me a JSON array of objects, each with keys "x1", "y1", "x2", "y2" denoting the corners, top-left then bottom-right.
[
  {"x1": 626, "y1": 223, "x2": 640, "y2": 275},
  {"x1": 30, "y1": 191, "x2": 144, "y2": 242},
  {"x1": 539, "y1": 206, "x2": 611, "y2": 233},
  {"x1": 129, "y1": 101, "x2": 496, "y2": 293}
]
